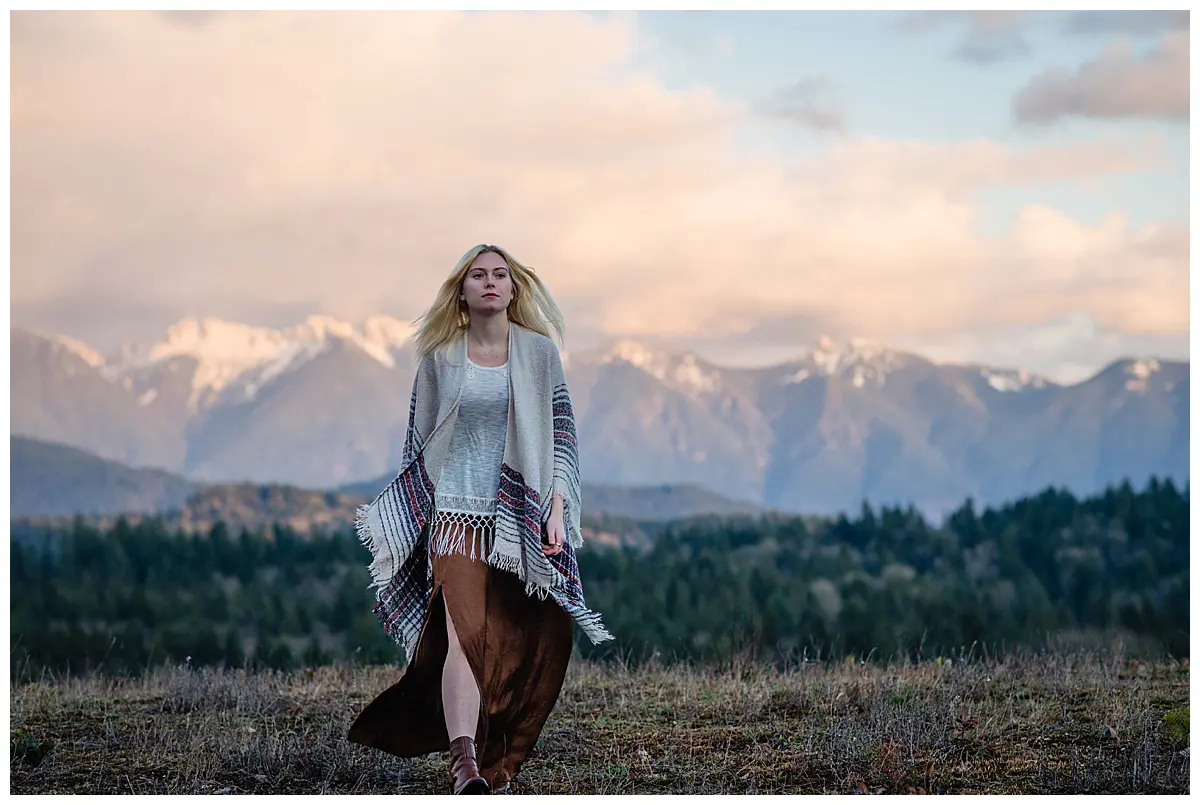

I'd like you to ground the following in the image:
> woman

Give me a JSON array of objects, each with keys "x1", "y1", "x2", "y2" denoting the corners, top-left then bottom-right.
[{"x1": 347, "y1": 244, "x2": 613, "y2": 794}]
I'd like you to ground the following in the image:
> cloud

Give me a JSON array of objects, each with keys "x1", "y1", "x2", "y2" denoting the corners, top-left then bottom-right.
[
  {"x1": 12, "y1": 277, "x2": 325, "y2": 357},
  {"x1": 894, "y1": 311, "x2": 1189, "y2": 385},
  {"x1": 1013, "y1": 31, "x2": 1189, "y2": 123},
  {"x1": 10, "y1": 10, "x2": 1187, "y2": 376},
  {"x1": 891, "y1": 10, "x2": 1032, "y2": 64},
  {"x1": 982, "y1": 210, "x2": 1189, "y2": 335},
  {"x1": 655, "y1": 305, "x2": 848, "y2": 368},
  {"x1": 1061, "y1": 10, "x2": 1189, "y2": 38},
  {"x1": 158, "y1": 10, "x2": 224, "y2": 27},
  {"x1": 763, "y1": 75, "x2": 845, "y2": 134}
]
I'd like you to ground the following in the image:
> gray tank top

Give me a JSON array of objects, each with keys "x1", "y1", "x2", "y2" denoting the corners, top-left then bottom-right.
[{"x1": 434, "y1": 355, "x2": 510, "y2": 518}]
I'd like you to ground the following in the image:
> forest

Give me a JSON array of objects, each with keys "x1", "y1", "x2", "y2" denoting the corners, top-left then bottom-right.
[{"x1": 9, "y1": 477, "x2": 1189, "y2": 681}]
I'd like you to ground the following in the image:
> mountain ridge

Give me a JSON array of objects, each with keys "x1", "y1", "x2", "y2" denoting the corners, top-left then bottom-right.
[
  {"x1": 11, "y1": 318, "x2": 1188, "y2": 517},
  {"x1": 23, "y1": 317, "x2": 1184, "y2": 407},
  {"x1": 28, "y1": 315, "x2": 1135, "y2": 391}
]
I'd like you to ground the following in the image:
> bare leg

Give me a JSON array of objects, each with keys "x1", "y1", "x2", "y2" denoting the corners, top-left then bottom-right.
[{"x1": 442, "y1": 583, "x2": 481, "y2": 741}]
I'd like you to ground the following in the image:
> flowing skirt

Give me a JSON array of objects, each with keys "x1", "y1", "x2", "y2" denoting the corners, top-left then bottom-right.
[{"x1": 347, "y1": 521, "x2": 574, "y2": 790}]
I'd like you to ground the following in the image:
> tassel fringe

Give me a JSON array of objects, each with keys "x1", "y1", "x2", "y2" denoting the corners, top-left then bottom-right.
[
  {"x1": 428, "y1": 513, "x2": 494, "y2": 562},
  {"x1": 356, "y1": 503, "x2": 392, "y2": 591}
]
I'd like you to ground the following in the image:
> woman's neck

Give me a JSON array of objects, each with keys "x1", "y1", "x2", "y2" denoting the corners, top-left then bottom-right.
[{"x1": 466, "y1": 312, "x2": 510, "y2": 350}]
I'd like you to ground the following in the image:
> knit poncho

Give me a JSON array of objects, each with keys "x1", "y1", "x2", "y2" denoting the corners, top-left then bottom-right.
[{"x1": 356, "y1": 321, "x2": 614, "y2": 660}]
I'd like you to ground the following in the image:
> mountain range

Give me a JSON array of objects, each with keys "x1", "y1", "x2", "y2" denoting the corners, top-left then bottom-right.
[{"x1": 10, "y1": 316, "x2": 1189, "y2": 517}]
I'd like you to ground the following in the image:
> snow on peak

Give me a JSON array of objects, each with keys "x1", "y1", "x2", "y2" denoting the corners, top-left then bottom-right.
[
  {"x1": 981, "y1": 367, "x2": 1050, "y2": 393},
  {"x1": 293, "y1": 314, "x2": 356, "y2": 343},
  {"x1": 1125, "y1": 358, "x2": 1161, "y2": 393},
  {"x1": 784, "y1": 368, "x2": 810, "y2": 385},
  {"x1": 604, "y1": 339, "x2": 659, "y2": 369},
  {"x1": 799, "y1": 334, "x2": 905, "y2": 387},
  {"x1": 811, "y1": 335, "x2": 892, "y2": 368},
  {"x1": 53, "y1": 334, "x2": 106, "y2": 369},
  {"x1": 360, "y1": 315, "x2": 417, "y2": 366},
  {"x1": 670, "y1": 354, "x2": 721, "y2": 394},
  {"x1": 138, "y1": 317, "x2": 299, "y2": 410},
  {"x1": 363, "y1": 315, "x2": 417, "y2": 348},
  {"x1": 152, "y1": 316, "x2": 292, "y2": 363},
  {"x1": 112, "y1": 313, "x2": 417, "y2": 412},
  {"x1": 597, "y1": 339, "x2": 720, "y2": 395}
]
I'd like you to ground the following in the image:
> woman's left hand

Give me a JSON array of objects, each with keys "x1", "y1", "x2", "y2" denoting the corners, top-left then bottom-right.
[{"x1": 543, "y1": 498, "x2": 566, "y2": 556}]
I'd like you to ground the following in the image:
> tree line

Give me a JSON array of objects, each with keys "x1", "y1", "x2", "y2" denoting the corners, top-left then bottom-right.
[{"x1": 9, "y1": 477, "x2": 1188, "y2": 680}]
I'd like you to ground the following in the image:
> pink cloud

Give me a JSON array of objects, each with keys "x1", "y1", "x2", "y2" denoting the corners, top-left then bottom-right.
[{"x1": 10, "y1": 10, "x2": 1187, "y2": 358}]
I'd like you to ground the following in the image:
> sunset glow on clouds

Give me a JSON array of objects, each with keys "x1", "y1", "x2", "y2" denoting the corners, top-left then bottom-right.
[{"x1": 10, "y1": 10, "x2": 1189, "y2": 382}]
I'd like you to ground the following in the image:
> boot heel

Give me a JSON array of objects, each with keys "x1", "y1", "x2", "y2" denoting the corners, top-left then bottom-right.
[{"x1": 449, "y1": 736, "x2": 491, "y2": 795}]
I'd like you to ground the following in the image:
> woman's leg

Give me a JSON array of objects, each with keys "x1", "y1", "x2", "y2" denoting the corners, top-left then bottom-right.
[
  {"x1": 442, "y1": 593, "x2": 482, "y2": 740},
  {"x1": 439, "y1": 522, "x2": 491, "y2": 794}
]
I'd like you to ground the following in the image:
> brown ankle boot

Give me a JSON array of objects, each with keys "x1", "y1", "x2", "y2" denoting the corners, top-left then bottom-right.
[{"x1": 448, "y1": 736, "x2": 490, "y2": 795}]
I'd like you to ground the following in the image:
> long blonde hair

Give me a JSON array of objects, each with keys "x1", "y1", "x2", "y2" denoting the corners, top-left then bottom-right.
[{"x1": 410, "y1": 244, "x2": 566, "y2": 361}]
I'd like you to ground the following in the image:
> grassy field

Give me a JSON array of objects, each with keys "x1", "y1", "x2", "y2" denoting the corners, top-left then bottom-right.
[{"x1": 10, "y1": 647, "x2": 1190, "y2": 794}]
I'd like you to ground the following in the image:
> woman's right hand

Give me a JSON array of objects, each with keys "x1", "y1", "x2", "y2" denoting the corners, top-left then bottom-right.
[{"x1": 543, "y1": 500, "x2": 565, "y2": 556}]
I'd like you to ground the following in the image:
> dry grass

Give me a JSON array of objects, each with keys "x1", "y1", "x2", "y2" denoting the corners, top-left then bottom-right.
[{"x1": 10, "y1": 648, "x2": 1189, "y2": 794}]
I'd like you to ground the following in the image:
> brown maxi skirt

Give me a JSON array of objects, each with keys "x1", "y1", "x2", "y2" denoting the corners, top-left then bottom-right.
[{"x1": 347, "y1": 522, "x2": 574, "y2": 790}]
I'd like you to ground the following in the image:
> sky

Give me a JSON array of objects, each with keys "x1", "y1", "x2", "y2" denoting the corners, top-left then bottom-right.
[{"x1": 10, "y1": 9, "x2": 1191, "y2": 384}]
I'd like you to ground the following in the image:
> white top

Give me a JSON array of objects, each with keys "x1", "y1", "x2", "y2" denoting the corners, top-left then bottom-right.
[{"x1": 434, "y1": 355, "x2": 510, "y2": 517}]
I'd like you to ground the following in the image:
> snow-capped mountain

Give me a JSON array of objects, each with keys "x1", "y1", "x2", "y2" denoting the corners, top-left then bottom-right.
[
  {"x1": 772, "y1": 336, "x2": 1056, "y2": 394},
  {"x1": 976, "y1": 367, "x2": 1052, "y2": 393},
  {"x1": 1123, "y1": 358, "x2": 1170, "y2": 394},
  {"x1": 10, "y1": 320, "x2": 1188, "y2": 516},
  {"x1": 770, "y1": 336, "x2": 915, "y2": 390},
  {"x1": 582, "y1": 339, "x2": 726, "y2": 396},
  {"x1": 103, "y1": 314, "x2": 416, "y2": 413},
  {"x1": 563, "y1": 339, "x2": 769, "y2": 503},
  {"x1": 803, "y1": 335, "x2": 910, "y2": 387}
]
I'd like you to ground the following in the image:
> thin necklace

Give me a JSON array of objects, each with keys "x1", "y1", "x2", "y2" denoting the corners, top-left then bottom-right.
[{"x1": 470, "y1": 324, "x2": 509, "y2": 356}]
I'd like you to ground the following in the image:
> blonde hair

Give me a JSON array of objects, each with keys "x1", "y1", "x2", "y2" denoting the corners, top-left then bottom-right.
[{"x1": 411, "y1": 244, "x2": 566, "y2": 361}]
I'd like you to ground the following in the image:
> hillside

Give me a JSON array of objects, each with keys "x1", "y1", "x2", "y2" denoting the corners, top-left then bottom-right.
[
  {"x1": 10, "y1": 437, "x2": 746, "y2": 545},
  {"x1": 10, "y1": 436, "x2": 196, "y2": 517}
]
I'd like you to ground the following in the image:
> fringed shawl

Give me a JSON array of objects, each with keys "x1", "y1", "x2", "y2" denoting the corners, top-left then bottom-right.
[{"x1": 356, "y1": 321, "x2": 614, "y2": 661}]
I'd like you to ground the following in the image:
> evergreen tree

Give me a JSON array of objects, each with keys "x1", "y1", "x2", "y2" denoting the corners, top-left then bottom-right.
[{"x1": 222, "y1": 628, "x2": 246, "y2": 669}]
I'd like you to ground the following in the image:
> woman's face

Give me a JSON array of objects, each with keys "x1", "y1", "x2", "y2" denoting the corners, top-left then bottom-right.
[{"x1": 461, "y1": 251, "x2": 514, "y2": 314}]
